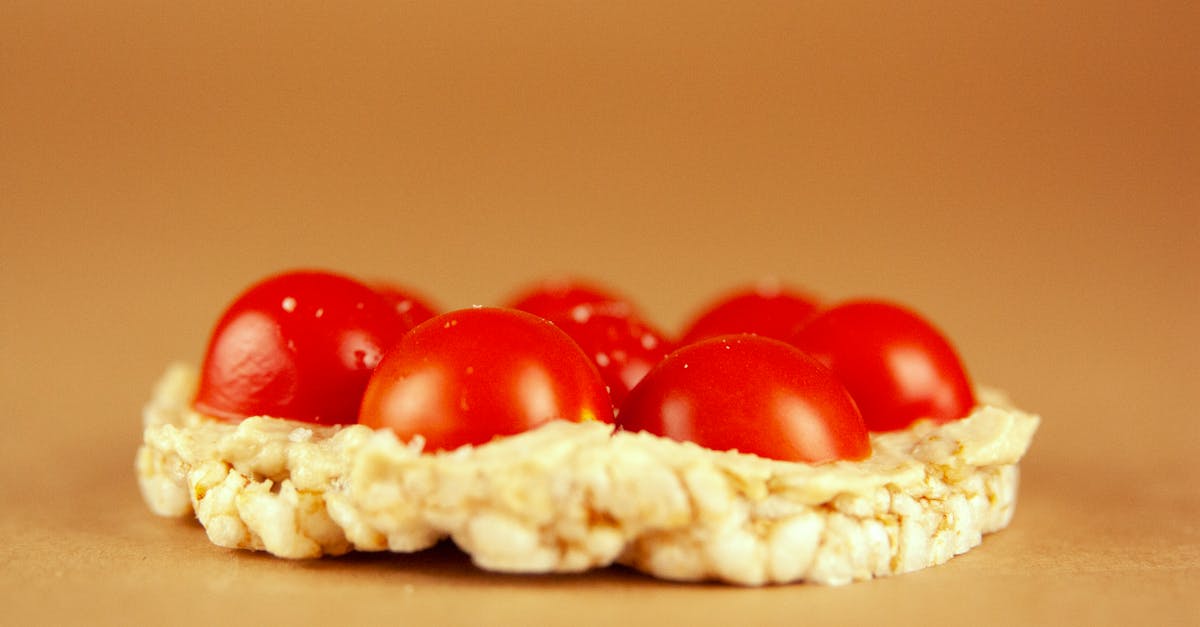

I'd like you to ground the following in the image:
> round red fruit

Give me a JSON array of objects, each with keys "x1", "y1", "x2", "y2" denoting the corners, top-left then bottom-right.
[
  {"x1": 358, "y1": 307, "x2": 614, "y2": 452},
  {"x1": 680, "y1": 281, "x2": 821, "y2": 345},
  {"x1": 194, "y1": 270, "x2": 403, "y2": 425},
  {"x1": 505, "y1": 277, "x2": 635, "y2": 322},
  {"x1": 617, "y1": 335, "x2": 870, "y2": 463},
  {"x1": 372, "y1": 281, "x2": 439, "y2": 332},
  {"x1": 551, "y1": 303, "x2": 673, "y2": 408},
  {"x1": 790, "y1": 300, "x2": 976, "y2": 432}
]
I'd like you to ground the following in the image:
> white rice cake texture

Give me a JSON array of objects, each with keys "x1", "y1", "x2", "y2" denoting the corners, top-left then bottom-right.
[{"x1": 137, "y1": 363, "x2": 1039, "y2": 586}]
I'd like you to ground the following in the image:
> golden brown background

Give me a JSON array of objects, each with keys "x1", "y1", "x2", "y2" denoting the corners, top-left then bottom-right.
[{"x1": 2, "y1": 1, "x2": 1197, "y2": 625}]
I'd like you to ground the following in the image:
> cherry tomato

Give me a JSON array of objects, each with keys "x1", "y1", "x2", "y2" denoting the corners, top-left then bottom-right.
[
  {"x1": 194, "y1": 270, "x2": 403, "y2": 425},
  {"x1": 790, "y1": 300, "x2": 976, "y2": 432},
  {"x1": 617, "y1": 336, "x2": 870, "y2": 463},
  {"x1": 550, "y1": 303, "x2": 673, "y2": 408},
  {"x1": 359, "y1": 307, "x2": 614, "y2": 451},
  {"x1": 505, "y1": 277, "x2": 635, "y2": 322},
  {"x1": 372, "y1": 281, "x2": 439, "y2": 332},
  {"x1": 679, "y1": 281, "x2": 821, "y2": 345}
]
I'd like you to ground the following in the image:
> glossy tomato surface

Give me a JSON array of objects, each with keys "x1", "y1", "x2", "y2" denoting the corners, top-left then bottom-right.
[
  {"x1": 550, "y1": 303, "x2": 673, "y2": 408},
  {"x1": 372, "y1": 281, "x2": 439, "y2": 332},
  {"x1": 505, "y1": 277, "x2": 635, "y2": 322},
  {"x1": 194, "y1": 270, "x2": 403, "y2": 425},
  {"x1": 359, "y1": 307, "x2": 614, "y2": 451},
  {"x1": 790, "y1": 300, "x2": 976, "y2": 432},
  {"x1": 680, "y1": 281, "x2": 821, "y2": 345},
  {"x1": 617, "y1": 336, "x2": 870, "y2": 463}
]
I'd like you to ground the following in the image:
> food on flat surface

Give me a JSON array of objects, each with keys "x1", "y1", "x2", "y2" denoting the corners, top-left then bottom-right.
[
  {"x1": 138, "y1": 364, "x2": 1036, "y2": 585},
  {"x1": 138, "y1": 272, "x2": 1038, "y2": 585}
]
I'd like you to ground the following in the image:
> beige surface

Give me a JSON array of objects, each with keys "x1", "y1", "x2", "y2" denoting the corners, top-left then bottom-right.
[{"x1": 2, "y1": 2, "x2": 1197, "y2": 625}]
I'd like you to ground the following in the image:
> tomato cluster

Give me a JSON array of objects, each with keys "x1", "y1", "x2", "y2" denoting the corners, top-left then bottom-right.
[{"x1": 194, "y1": 271, "x2": 977, "y2": 463}]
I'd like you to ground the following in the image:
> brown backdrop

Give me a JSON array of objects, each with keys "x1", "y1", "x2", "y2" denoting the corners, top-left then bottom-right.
[{"x1": 2, "y1": 2, "x2": 1197, "y2": 625}]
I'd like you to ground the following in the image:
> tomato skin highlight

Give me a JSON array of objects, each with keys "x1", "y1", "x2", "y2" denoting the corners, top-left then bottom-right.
[
  {"x1": 359, "y1": 307, "x2": 615, "y2": 452},
  {"x1": 680, "y1": 282, "x2": 821, "y2": 345},
  {"x1": 549, "y1": 303, "x2": 674, "y2": 408},
  {"x1": 505, "y1": 278, "x2": 667, "y2": 408},
  {"x1": 194, "y1": 270, "x2": 403, "y2": 426},
  {"x1": 790, "y1": 300, "x2": 976, "y2": 432},
  {"x1": 617, "y1": 336, "x2": 870, "y2": 463},
  {"x1": 372, "y1": 282, "x2": 439, "y2": 332},
  {"x1": 505, "y1": 277, "x2": 635, "y2": 322}
]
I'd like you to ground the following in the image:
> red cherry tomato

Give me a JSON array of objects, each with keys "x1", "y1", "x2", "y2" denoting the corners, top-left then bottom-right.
[
  {"x1": 194, "y1": 270, "x2": 403, "y2": 425},
  {"x1": 372, "y1": 281, "x2": 439, "y2": 332},
  {"x1": 359, "y1": 307, "x2": 615, "y2": 451},
  {"x1": 550, "y1": 303, "x2": 673, "y2": 408},
  {"x1": 617, "y1": 336, "x2": 870, "y2": 463},
  {"x1": 505, "y1": 277, "x2": 635, "y2": 322},
  {"x1": 680, "y1": 281, "x2": 821, "y2": 345},
  {"x1": 790, "y1": 300, "x2": 976, "y2": 432}
]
